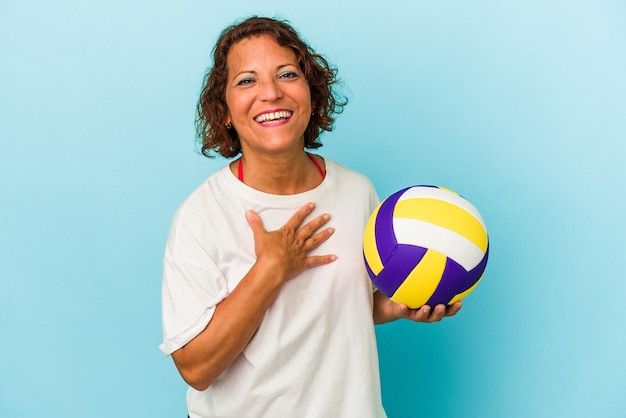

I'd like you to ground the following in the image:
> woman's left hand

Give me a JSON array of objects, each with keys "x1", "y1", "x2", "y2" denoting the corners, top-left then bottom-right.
[
  {"x1": 373, "y1": 290, "x2": 462, "y2": 324},
  {"x1": 393, "y1": 300, "x2": 462, "y2": 323}
]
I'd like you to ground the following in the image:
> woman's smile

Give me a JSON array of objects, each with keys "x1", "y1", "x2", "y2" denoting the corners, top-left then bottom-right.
[{"x1": 254, "y1": 109, "x2": 294, "y2": 125}]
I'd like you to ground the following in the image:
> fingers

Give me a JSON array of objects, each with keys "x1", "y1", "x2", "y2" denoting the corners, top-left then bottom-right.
[
  {"x1": 246, "y1": 204, "x2": 337, "y2": 279},
  {"x1": 445, "y1": 300, "x2": 463, "y2": 317},
  {"x1": 284, "y1": 202, "x2": 316, "y2": 231},
  {"x1": 304, "y1": 253, "x2": 338, "y2": 268},
  {"x1": 303, "y1": 223, "x2": 334, "y2": 250},
  {"x1": 402, "y1": 300, "x2": 463, "y2": 323},
  {"x1": 299, "y1": 213, "x2": 331, "y2": 242},
  {"x1": 245, "y1": 209, "x2": 264, "y2": 233},
  {"x1": 400, "y1": 304, "x2": 434, "y2": 322},
  {"x1": 426, "y1": 304, "x2": 448, "y2": 322},
  {"x1": 251, "y1": 203, "x2": 333, "y2": 250},
  {"x1": 249, "y1": 203, "x2": 329, "y2": 238},
  {"x1": 291, "y1": 204, "x2": 335, "y2": 261}
]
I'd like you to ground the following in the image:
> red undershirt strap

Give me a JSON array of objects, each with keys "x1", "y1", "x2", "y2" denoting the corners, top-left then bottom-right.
[{"x1": 308, "y1": 154, "x2": 326, "y2": 179}]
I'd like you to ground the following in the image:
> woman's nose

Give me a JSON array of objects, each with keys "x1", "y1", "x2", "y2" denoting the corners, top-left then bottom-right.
[{"x1": 258, "y1": 79, "x2": 283, "y2": 101}]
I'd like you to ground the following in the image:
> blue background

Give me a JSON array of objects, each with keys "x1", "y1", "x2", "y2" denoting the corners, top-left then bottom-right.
[{"x1": 1, "y1": 1, "x2": 625, "y2": 417}]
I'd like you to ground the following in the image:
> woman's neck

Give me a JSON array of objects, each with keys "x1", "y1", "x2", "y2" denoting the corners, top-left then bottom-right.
[{"x1": 231, "y1": 151, "x2": 325, "y2": 195}]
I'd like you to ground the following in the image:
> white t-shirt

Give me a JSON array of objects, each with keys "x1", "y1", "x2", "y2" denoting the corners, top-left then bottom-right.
[{"x1": 160, "y1": 159, "x2": 386, "y2": 418}]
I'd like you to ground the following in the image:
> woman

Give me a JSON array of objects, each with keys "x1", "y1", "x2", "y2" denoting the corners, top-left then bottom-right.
[{"x1": 160, "y1": 16, "x2": 462, "y2": 418}]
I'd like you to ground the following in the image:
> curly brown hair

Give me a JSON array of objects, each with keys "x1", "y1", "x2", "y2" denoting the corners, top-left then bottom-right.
[{"x1": 196, "y1": 16, "x2": 347, "y2": 158}]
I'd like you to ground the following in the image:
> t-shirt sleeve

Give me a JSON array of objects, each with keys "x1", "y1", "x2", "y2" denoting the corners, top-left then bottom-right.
[{"x1": 159, "y1": 212, "x2": 229, "y2": 356}]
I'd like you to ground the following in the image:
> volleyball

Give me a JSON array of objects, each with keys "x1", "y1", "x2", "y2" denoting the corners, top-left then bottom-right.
[{"x1": 363, "y1": 185, "x2": 489, "y2": 308}]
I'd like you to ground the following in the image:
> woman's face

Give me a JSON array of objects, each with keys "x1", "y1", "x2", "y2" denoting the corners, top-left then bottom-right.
[{"x1": 224, "y1": 35, "x2": 312, "y2": 157}]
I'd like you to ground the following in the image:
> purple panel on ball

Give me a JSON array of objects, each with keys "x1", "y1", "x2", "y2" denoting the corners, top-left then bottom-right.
[
  {"x1": 425, "y1": 257, "x2": 467, "y2": 306},
  {"x1": 374, "y1": 187, "x2": 410, "y2": 264},
  {"x1": 372, "y1": 244, "x2": 428, "y2": 298},
  {"x1": 458, "y1": 244, "x2": 489, "y2": 294}
]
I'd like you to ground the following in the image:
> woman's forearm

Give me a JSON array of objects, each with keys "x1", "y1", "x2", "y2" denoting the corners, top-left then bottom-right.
[
  {"x1": 171, "y1": 258, "x2": 286, "y2": 391},
  {"x1": 372, "y1": 290, "x2": 398, "y2": 325}
]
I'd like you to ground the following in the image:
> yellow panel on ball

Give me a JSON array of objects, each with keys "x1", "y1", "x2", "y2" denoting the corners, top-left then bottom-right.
[
  {"x1": 391, "y1": 249, "x2": 447, "y2": 309},
  {"x1": 363, "y1": 203, "x2": 384, "y2": 276}
]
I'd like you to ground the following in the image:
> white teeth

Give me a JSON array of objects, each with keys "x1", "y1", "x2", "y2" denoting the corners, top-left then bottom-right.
[{"x1": 255, "y1": 111, "x2": 292, "y2": 123}]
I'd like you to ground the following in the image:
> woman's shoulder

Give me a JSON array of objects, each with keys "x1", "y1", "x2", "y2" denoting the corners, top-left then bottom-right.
[
  {"x1": 325, "y1": 159, "x2": 374, "y2": 186},
  {"x1": 172, "y1": 165, "x2": 233, "y2": 219},
  {"x1": 323, "y1": 158, "x2": 378, "y2": 200}
]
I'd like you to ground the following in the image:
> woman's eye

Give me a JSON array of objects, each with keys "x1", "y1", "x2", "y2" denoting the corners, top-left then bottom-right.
[
  {"x1": 279, "y1": 71, "x2": 298, "y2": 79},
  {"x1": 237, "y1": 77, "x2": 255, "y2": 86}
]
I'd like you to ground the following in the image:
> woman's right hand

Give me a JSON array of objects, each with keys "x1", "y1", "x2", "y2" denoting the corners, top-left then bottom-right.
[{"x1": 245, "y1": 202, "x2": 337, "y2": 282}]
